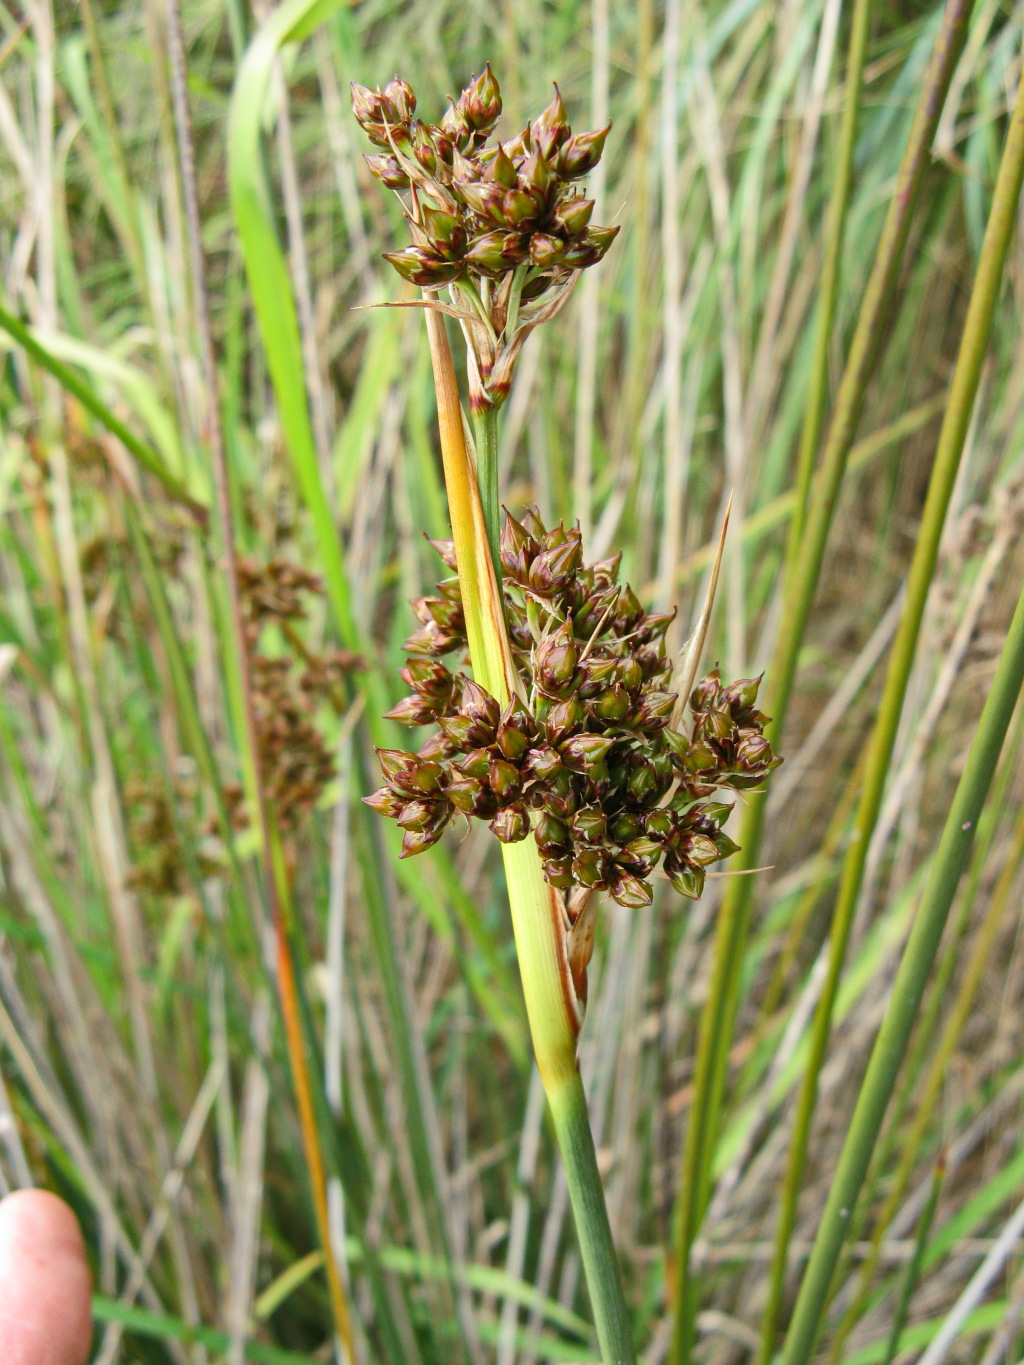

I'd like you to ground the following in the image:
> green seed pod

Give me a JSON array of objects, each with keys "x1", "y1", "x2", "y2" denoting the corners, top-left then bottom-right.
[
  {"x1": 666, "y1": 859, "x2": 705, "y2": 900},
  {"x1": 535, "y1": 623, "x2": 579, "y2": 694},
  {"x1": 500, "y1": 511, "x2": 540, "y2": 581},
  {"x1": 611, "y1": 872, "x2": 652, "y2": 909},
  {"x1": 383, "y1": 247, "x2": 463, "y2": 287},
  {"x1": 401, "y1": 657, "x2": 454, "y2": 700},
  {"x1": 489, "y1": 755, "x2": 522, "y2": 802},
  {"x1": 400, "y1": 826, "x2": 445, "y2": 858},
  {"x1": 593, "y1": 684, "x2": 630, "y2": 721},
  {"x1": 487, "y1": 143, "x2": 518, "y2": 188},
  {"x1": 464, "y1": 230, "x2": 520, "y2": 276},
  {"x1": 382, "y1": 75, "x2": 416, "y2": 121},
  {"x1": 535, "y1": 810, "x2": 570, "y2": 853},
  {"x1": 552, "y1": 196, "x2": 594, "y2": 237},
  {"x1": 570, "y1": 805, "x2": 607, "y2": 843},
  {"x1": 572, "y1": 846, "x2": 610, "y2": 889},
  {"x1": 583, "y1": 224, "x2": 620, "y2": 261},
  {"x1": 723, "y1": 675, "x2": 763, "y2": 712},
  {"x1": 460, "y1": 678, "x2": 501, "y2": 736},
  {"x1": 559, "y1": 733, "x2": 615, "y2": 772},
  {"x1": 447, "y1": 775, "x2": 484, "y2": 813},
  {"x1": 458, "y1": 63, "x2": 502, "y2": 132},
  {"x1": 528, "y1": 536, "x2": 583, "y2": 596},
  {"x1": 609, "y1": 811, "x2": 642, "y2": 842},
  {"x1": 503, "y1": 188, "x2": 539, "y2": 228},
  {"x1": 532, "y1": 85, "x2": 571, "y2": 154},
  {"x1": 523, "y1": 745, "x2": 563, "y2": 781},
  {"x1": 438, "y1": 712, "x2": 489, "y2": 750},
  {"x1": 455, "y1": 747, "x2": 492, "y2": 779},
  {"x1": 542, "y1": 855, "x2": 575, "y2": 888},
  {"x1": 397, "y1": 797, "x2": 445, "y2": 833},
  {"x1": 691, "y1": 671, "x2": 722, "y2": 713},
  {"x1": 684, "y1": 832, "x2": 722, "y2": 866},
  {"x1": 364, "y1": 154, "x2": 410, "y2": 189},
  {"x1": 557, "y1": 124, "x2": 610, "y2": 179},
  {"x1": 626, "y1": 760, "x2": 657, "y2": 805},
  {"x1": 529, "y1": 233, "x2": 566, "y2": 269},
  {"x1": 490, "y1": 804, "x2": 530, "y2": 843},
  {"x1": 363, "y1": 787, "x2": 405, "y2": 819},
  {"x1": 545, "y1": 695, "x2": 584, "y2": 743},
  {"x1": 377, "y1": 749, "x2": 442, "y2": 795},
  {"x1": 616, "y1": 656, "x2": 643, "y2": 693},
  {"x1": 704, "y1": 708, "x2": 735, "y2": 744},
  {"x1": 384, "y1": 694, "x2": 438, "y2": 726}
]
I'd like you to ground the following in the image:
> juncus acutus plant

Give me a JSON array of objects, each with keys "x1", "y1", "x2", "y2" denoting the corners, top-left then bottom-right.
[{"x1": 353, "y1": 67, "x2": 780, "y2": 1363}]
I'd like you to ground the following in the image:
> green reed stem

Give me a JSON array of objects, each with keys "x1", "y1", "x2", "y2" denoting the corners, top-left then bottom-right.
[
  {"x1": 425, "y1": 307, "x2": 634, "y2": 1364},
  {"x1": 882, "y1": 1156, "x2": 945, "y2": 1365},
  {"x1": 757, "y1": 0, "x2": 873, "y2": 1338},
  {"x1": 779, "y1": 567, "x2": 1024, "y2": 1363},
  {"x1": 668, "y1": 6, "x2": 975, "y2": 1357},
  {"x1": 777, "y1": 59, "x2": 1024, "y2": 1364},
  {"x1": 782, "y1": 0, "x2": 872, "y2": 563},
  {"x1": 549, "y1": 1070, "x2": 636, "y2": 1361},
  {"x1": 823, "y1": 715, "x2": 1024, "y2": 1365},
  {"x1": 471, "y1": 403, "x2": 503, "y2": 579}
]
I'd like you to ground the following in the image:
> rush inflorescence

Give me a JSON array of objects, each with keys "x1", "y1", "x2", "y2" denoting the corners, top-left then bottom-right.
[
  {"x1": 351, "y1": 67, "x2": 618, "y2": 410},
  {"x1": 365, "y1": 512, "x2": 781, "y2": 908}
]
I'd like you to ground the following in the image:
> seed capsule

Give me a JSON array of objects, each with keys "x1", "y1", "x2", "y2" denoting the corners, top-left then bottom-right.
[
  {"x1": 572, "y1": 847, "x2": 610, "y2": 889},
  {"x1": 458, "y1": 63, "x2": 502, "y2": 132},
  {"x1": 385, "y1": 694, "x2": 438, "y2": 726},
  {"x1": 490, "y1": 805, "x2": 530, "y2": 843},
  {"x1": 611, "y1": 872, "x2": 652, "y2": 909},
  {"x1": 363, "y1": 787, "x2": 405, "y2": 818},
  {"x1": 571, "y1": 805, "x2": 607, "y2": 843},
  {"x1": 535, "y1": 623, "x2": 578, "y2": 695},
  {"x1": 545, "y1": 696, "x2": 584, "y2": 743},
  {"x1": 489, "y1": 756, "x2": 522, "y2": 802},
  {"x1": 666, "y1": 859, "x2": 705, "y2": 899},
  {"x1": 535, "y1": 811, "x2": 570, "y2": 853},
  {"x1": 559, "y1": 732, "x2": 614, "y2": 772},
  {"x1": 557, "y1": 124, "x2": 610, "y2": 179}
]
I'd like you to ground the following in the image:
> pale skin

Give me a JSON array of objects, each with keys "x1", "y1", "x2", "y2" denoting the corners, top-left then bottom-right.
[{"x1": 0, "y1": 1191, "x2": 92, "y2": 1365}]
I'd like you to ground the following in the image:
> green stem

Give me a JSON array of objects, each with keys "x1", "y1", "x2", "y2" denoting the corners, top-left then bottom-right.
[
  {"x1": 882, "y1": 1157, "x2": 945, "y2": 1365},
  {"x1": 756, "y1": 0, "x2": 873, "y2": 1350},
  {"x1": 471, "y1": 403, "x2": 503, "y2": 580},
  {"x1": 782, "y1": 0, "x2": 872, "y2": 564},
  {"x1": 667, "y1": 4, "x2": 975, "y2": 1357},
  {"x1": 776, "y1": 55, "x2": 1024, "y2": 1363},
  {"x1": 424, "y1": 309, "x2": 633, "y2": 1362},
  {"x1": 549, "y1": 1072, "x2": 635, "y2": 1363},
  {"x1": 780, "y1": 566, "x2": 1024, "y2": 1364}
]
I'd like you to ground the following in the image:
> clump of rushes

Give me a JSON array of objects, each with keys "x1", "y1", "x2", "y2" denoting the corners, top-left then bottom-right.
[
  {"x1": 354, "y1": 68, "x2": 779, "y2": 1365},
  {"x1": 367, "y1": 515, "x2": 779, "y2": 911}
]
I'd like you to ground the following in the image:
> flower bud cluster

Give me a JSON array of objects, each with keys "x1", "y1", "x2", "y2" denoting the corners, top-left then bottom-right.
[
  {"x1": 351, "y1": 67, "x2": 618, "y2": 408},
  {"x1": 365, "y1": 513, "x2": 781, "y2": 906}
]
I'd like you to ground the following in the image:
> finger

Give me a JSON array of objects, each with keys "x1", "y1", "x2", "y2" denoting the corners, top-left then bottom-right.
[{"x1": 0, "y1": 1189, "x2": 92, "y2": 1365}]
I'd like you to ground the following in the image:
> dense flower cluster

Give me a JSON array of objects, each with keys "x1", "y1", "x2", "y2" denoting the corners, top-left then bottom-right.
[
  {"x1": 365, "y1": 513, "x2": 781, "y2": 907},
  {"x1": 352, "y1": 66, "x2": 616, "y2": 289},
  {"x1": 351, "y1": 67, "x2": 618, "y2": 408}
]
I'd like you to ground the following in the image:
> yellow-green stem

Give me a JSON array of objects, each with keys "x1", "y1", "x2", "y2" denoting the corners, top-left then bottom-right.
[{"x1": 423, "y1": 304, "x2": 635, "y2": 1363}]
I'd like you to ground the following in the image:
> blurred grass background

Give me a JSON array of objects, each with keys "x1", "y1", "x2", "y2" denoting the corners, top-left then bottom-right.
[{"x1": 1, "y1": 0, "x2": 1024, "y2": 1360}]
